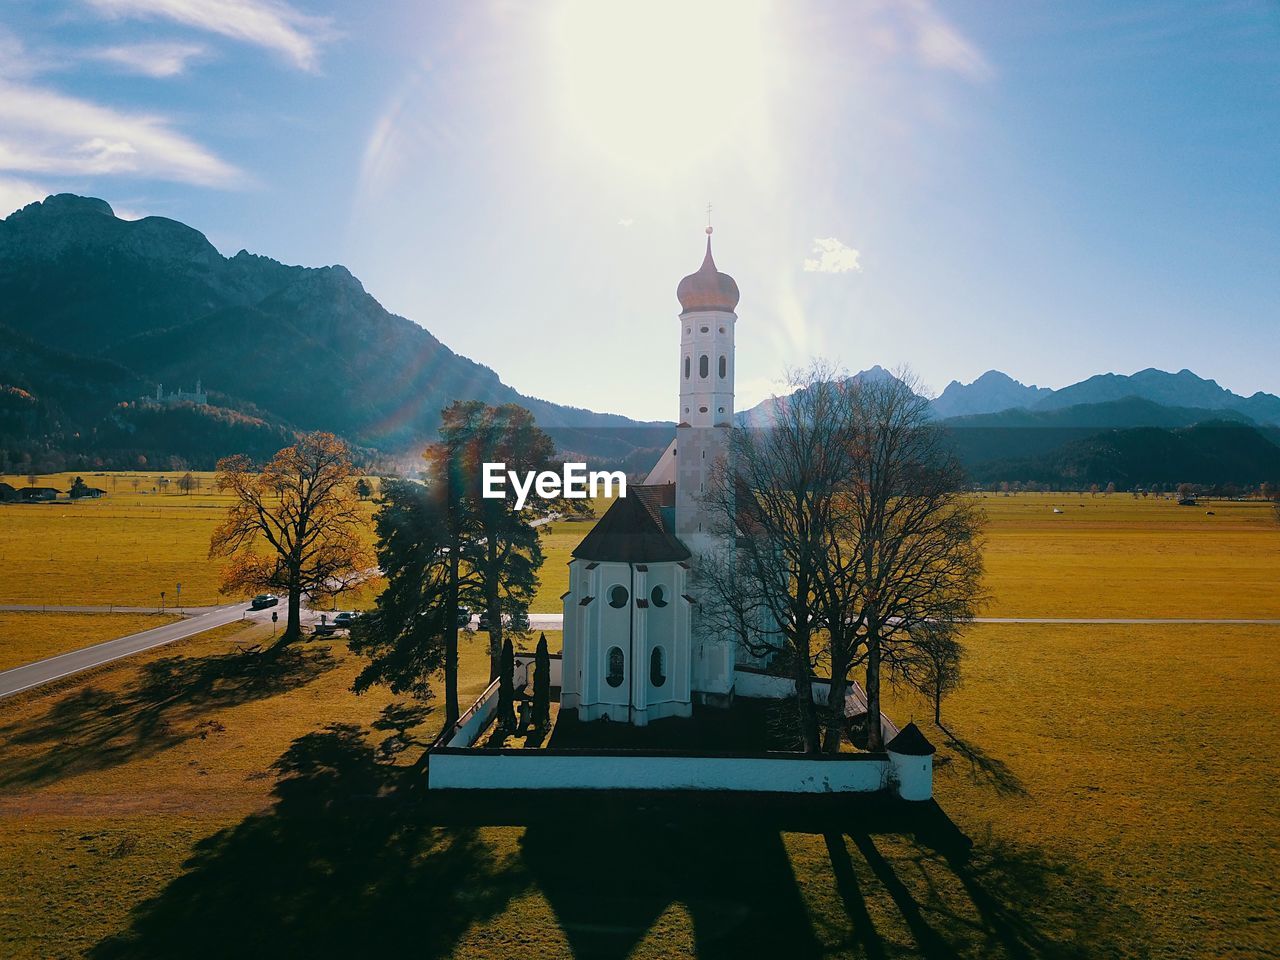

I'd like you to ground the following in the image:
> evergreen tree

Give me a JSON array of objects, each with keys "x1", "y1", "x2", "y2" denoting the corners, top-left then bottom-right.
[
  {"x1": 497, "y1": 634, "x2": 516, "y2": 732},
  {"x1": 532, "y1": 632, "x2": 551, "y2": 729}
]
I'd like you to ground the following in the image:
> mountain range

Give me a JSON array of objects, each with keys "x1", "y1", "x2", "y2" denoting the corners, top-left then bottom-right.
[{"x1": 1, "y1": 194, "x2": 1277, "y2": 488}]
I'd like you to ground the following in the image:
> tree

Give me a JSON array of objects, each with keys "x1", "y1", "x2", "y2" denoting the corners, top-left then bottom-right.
[
  {"x1": 700, "y1": 363, "x2": 859, "y2": 752},
  {"x1": 838, "y1": 372, "x2": 985, "y2": 750},
  {"x1": 532, "y1": 632, "x2": 551, "y2": 729},
  {"x1": 178, "y1": 472, "x2": 195, "y2": 495},
  {"x1": 210, "y1": 432, "x2": 372, "y2": 644},
  {"x1": 1177, "y1": 482, "x2": 1195, "y2": 502},
  {"x1": 69, "y1": 476, "x2": 89, "y2": 498},
  {"x1": 497, "y1": 635, "x2": 516, "y2": 733},
  {"x1": 433, "y1": 401, "x2": 552, "y2": 680},
  {"x1": 348, "y1": 478, "x2": 453, "y2": 707},
  {"x1": 355, "y1": 477, "x2": 372, "y2": 500},
  {"x1": 26, "y1": 472, "x2": 36, "y2": 488},
  {"x1": 898, "y1": 623, "x2": 963, "y2": 726},
  {"x1": 1105, "y1": 481, "x2": 1116, "y2": 496}
]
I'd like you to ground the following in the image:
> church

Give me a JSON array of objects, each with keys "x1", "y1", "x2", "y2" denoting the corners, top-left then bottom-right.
[{"x1": 559, "y1": 227, "x2": 748, "y2": 726}]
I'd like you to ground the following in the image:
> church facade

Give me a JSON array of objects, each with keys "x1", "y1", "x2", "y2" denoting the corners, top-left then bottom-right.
[{"x1": 560, "y1": 229, "x2": 742, "y2": 726}]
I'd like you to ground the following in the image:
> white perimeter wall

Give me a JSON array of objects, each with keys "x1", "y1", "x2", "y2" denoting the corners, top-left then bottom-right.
[{"x1": 431, "y1": 751, "x2": 889, "y2": 794}]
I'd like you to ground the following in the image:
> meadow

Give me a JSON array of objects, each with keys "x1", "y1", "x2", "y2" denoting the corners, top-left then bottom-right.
[
  {"x1": 0, "y1": 482, "x2": 1277, "y2": 957},
  {"x1": 0, "y1": 613, "x2": 180, "y2": 672}
]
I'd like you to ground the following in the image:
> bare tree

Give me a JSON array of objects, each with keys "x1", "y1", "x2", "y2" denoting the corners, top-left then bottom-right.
[
  {"x1": 700, "y1": 363, "x2": 857, "y2": 752},
  {"x1": 210, "y1": 433, "x2": 373, "y2": 644}
]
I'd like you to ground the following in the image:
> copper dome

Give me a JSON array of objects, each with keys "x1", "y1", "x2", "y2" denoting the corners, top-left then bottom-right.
[{"x1": 677, "y1": 234, "x2": 739, "y2": 314}]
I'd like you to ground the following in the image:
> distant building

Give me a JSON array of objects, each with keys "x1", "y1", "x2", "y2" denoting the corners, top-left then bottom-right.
[
  {"x1": 71, "y1": 486, "x2": 106, "y2": 500},
  {"x1": 20, "y1": 486, "x2": 60, "y2": 502},
  {"x1": 149, "y1": 380, "x2": 208, "y2": 406},
  {"x1": 0, "y1": 482, "x2": 17, "y2": 502}
]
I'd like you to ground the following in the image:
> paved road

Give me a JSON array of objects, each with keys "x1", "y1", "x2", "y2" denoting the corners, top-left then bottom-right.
[{"x1": 0, "y1": 603, "x2": 248, "y2": 700}]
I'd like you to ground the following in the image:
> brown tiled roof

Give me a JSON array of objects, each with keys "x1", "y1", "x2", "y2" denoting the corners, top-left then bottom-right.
[{"x1": 572, "y1": 485, "x2": 691, "y2": 563}]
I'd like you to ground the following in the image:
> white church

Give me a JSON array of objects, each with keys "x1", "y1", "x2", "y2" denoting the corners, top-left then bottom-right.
[
  {"x1": 433, "y1": 227, "x2": 935, "y2": 801},
  {"x1": 559, "y1": 227, "x2": 751, "y2": 726}
]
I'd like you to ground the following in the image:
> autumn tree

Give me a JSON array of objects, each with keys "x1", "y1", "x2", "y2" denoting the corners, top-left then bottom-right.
[
  {"x1": 210, "y1": 432, "x2": 372, "y2": 644},
  {"x1": 178, "y1": 472, "x2": 195, "y2": 495}
]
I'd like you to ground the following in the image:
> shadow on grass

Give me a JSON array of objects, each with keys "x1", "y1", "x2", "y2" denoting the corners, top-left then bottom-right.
[
  {"x1": 0, "y1": 645, "x2": 337, "y2": 788},
  {"x1": 936, "y1": 723, "x2": 1028, "y2": 797},
  {"x1": 91, "y1": 724, "x2": 530, "y2": 959}
]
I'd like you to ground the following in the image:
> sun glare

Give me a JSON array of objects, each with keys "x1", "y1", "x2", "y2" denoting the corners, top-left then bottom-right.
[{"x1": 548, "y1": 0, "x2": 775, "y2": 175}]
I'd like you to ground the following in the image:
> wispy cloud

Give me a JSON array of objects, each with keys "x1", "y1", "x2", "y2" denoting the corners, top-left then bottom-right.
[
  {"x1": 902, "y1": 0, "x2": 993, "y2": 81},
  {"x1": 84, "y1": 0, "x2": 332, "y2": 71},
  {"x1": 803, "y1": 237, "x2": 862, "y2": 274},
  {"x1": 0, "y1": 79, "x2": 241, "y2": 186},
  {"x1": 0, "y1": 177, "x2": 49, "y2": 218},
  {"x1": 92, "y1": 42, "x2": 208, "y2": 77}
]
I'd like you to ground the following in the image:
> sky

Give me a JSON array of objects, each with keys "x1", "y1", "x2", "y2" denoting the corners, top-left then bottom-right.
[{"x1": 1, "y1": 0, "x2": 1278, "y2": 421}]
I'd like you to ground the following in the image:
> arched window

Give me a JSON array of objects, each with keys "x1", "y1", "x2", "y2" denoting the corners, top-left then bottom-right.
[
  {"x1": 650, "y1": 647, "x2": 666, "y2": 687},
  {"x1": 684, "y1": 356, "x2": 690, "y2": 379},
  {"x1": 719, "y1": 356, "x2": 727, "y2": 378},
  {"x1": 606, "y1": 647, "x2": 625, "y2": 687},
  {"x1": 608, "y1": 584, "x2": 629, "y2": 608},
  {"x1": 699, "y1": 355, "x2": 709, "y2": 378},
  {"x1": 651, "y1": 584, "x2": 667, "y2": 607}
]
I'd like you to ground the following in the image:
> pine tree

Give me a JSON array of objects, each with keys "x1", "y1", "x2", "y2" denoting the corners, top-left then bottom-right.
[
  {"x1": 497, "y1": 635, "x2": 516, "y2": 732},
  {"x1": 532, "y1": 632, "x2": 551, "y2": 729}
]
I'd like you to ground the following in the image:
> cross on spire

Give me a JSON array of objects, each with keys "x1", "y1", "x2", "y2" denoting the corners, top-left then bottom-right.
[{"x1": 705, "y1": 202, "x2": 713, "y2": 235}]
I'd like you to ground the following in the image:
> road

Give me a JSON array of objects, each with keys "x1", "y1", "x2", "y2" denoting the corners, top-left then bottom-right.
[
  {"x1": 0, "y1": 603, "x2": 247, "y2": 699},
  {"x1": 3, "y1": 604, "x2": 1277, "y2": 702}
]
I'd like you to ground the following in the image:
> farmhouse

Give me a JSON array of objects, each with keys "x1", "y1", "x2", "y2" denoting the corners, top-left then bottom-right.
[
  {"x1": 0, "y1": 482, "x2": 17, "y2": 502},
  {"x1": 431, "y1": 229, "x2": 931, "y2": 801},
  {"x1": 19, "y1": 486, "x2": 60, "y2": 502}
]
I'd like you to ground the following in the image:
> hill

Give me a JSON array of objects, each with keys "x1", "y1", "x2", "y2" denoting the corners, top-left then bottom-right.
[{"x1": 0, "y1": 194, "x2": 671, "y2": 471}]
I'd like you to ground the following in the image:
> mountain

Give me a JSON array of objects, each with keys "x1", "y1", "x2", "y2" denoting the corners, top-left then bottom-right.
[
  {"x1": 0, "y1": 195, "x2": 672, "y2": 471},
  {"x1": 969, "y1": 420, "x2": 1280, "y2": 488},
  {"x1": 1032, "y1": 368, "x2": 1280, "y2": 424},
  {"x1": 932, "y1": 370, "x2": 1054, "y2": 418},
  {"x1": 736, "y1": 365, "x2": 901, "y2": 428},
  {"x1": 941, "y1": 397, "x2": 1257, "y2": 468}
]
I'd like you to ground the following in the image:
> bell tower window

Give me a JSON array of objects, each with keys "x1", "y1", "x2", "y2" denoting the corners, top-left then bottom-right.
[
  {"x1": 719, "y1": 356, "x2": 727, "y2": 378},
  {"x1": 699, "y1": 355, "x2": 708, "y2": 378},
  {"x1": 684, "y1": 356, "x2": 690, "y2": 379}
]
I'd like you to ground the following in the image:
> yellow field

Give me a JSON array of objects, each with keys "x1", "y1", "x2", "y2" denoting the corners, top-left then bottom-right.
[
  {"x1": 0, "y1": 613, "x2": 181, "y2": 672},
  {"x1": 979, "y1": 493, "x2": 1280, "y2": 618}
]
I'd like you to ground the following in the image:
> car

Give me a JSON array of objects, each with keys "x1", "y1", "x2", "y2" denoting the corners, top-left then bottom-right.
[
  {"x1": 334, "y1": 611, "x2": 360, "y2": 629},
  {"x1": 249, "y1": 594, "x2": 279, "y2": 610}
]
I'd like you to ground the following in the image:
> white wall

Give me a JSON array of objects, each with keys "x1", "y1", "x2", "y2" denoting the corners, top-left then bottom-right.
[{"x1": 431, "y1": 751, "x2": 889, "y2": 794}]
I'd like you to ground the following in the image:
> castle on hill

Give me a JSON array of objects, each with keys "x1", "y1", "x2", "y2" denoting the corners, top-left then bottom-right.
[{"x1": 148, "y1": 380, "x2": 208, "y2": 407}]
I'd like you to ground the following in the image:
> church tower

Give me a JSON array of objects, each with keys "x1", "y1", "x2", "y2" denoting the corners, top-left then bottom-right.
[{"x1": 674, "y1": 227, "x2": 737, "y2": 558}]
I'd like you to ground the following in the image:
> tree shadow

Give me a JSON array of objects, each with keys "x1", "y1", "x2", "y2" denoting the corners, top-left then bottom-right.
[
  {"x1": 936, "y1": 723, "x2": 1027, "y2": 797},
  {"x1": 517, "y1": 796, "x2": 824, "y2": 960},
  {"x1": 91, "y1": 724, "x2": 531, "y2": 959},
  {"x1": 821, "y1": 805, "x2": 1150, "y2": 960},
  {"x1": 0, "y1": 646, "x2": 337, "y2": 788}
]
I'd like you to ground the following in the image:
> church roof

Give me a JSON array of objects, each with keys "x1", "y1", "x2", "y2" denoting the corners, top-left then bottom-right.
[
  {"x1": 677, "y1": 232, "x2": 739, "y2": 314},
  {"x1": 573, "y1": 484, "x2": 691, "y2": 564},
  {"x1": 885, "y1": 722, "x2": 936, "y2": 756}
]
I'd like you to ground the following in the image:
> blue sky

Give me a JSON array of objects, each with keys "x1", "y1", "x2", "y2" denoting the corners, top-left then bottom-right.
[{"x1": 2, "y1": 0, "x2": 1277, "y2": 421}]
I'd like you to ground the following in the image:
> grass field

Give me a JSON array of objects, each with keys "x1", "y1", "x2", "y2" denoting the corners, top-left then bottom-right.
[
  {"x1": 0, "y1": 613, "x2": 181, "y2": 673},
  {"x1": 1, "y1": 484, "x2": 1277, "y2": 958}
]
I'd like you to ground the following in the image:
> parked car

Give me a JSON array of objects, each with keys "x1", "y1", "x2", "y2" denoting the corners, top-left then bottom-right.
[
  {"x1": 333, "y1": 611, "x2": 360, "y2": 629},
  {"x1": 249, "y1": 594, "x2": 279, "y2": 610}
]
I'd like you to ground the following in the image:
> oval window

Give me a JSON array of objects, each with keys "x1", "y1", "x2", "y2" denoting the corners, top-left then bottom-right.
[
  {"x1": 684, "y1": 356, "x2": 690, "y2": 379},
  {"x1": 650, "y1": 647, "x2": 666, "y2": 687},
  {"x1": 608, "y1": 585, "x2": 629, "y2": 608},
  {"x1": 651, "y1": 584, "x2": 667, "y2": 607},
  {"x1": 699, "y1": 355, "x2": 709, "y2": 378},
  {"x1": 700, "y1": 326, "x2": 709, "y2": 333},
  {"x1": 606, "y1": 647, "x2": 625, "y2": 687},
  {"x1": 719, "y1": 356, "x2": 727, "y2": 378}
]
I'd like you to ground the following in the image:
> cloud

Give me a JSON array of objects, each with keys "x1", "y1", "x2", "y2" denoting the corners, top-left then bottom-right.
[
  {"x1": 617, "y1": 217, "x2": 634, "y2": 227},
  {"x1": 803, "y1": 237, "x2": 862, "y2": 274},
  {"x1": 92, "y1": 42, "x2": 208, "y2": 77},
  {"x1": 0, "y1": 177, "x2": 49, "y2": 218},
  {"x1": 0, "y1": 79, "x2": 241, "y2": 186},
  {"x1": 84, "y1": 0, "x2": 332, "y2": 71},
  {"x1": 902, "y1": 0, "x2": 993, "y2": 81}
]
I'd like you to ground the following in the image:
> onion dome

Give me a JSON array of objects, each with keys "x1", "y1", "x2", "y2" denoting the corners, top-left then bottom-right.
[{"x1": 677, "y1": 228, "x2": 739, "y2": 313}]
